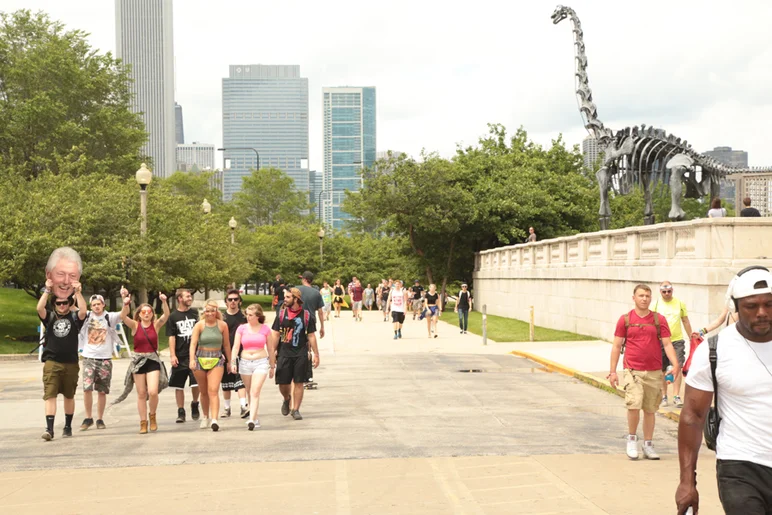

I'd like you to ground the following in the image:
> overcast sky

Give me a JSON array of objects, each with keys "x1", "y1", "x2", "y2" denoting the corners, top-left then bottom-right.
[{"x1": 5, "y1": 0, "x2": 772, "y2": 169}]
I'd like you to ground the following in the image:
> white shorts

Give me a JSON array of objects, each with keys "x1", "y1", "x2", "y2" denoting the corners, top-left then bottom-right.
[
  {"x1": 238, "y1": 357, "x2": 270, "y2": 376},
  {"x1": 352, "y1": 301, "x2": 363, "y2": 310}
]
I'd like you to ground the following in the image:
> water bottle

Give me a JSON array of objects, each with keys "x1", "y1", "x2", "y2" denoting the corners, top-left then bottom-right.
[{"x1": 665, "y1": 365, "x2": 674, "y2": 384}]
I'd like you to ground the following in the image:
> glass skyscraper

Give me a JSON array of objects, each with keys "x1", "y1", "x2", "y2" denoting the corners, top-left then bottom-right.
[
  {"x1": 222, "y1": 65, "x2": 309, "y2": 201},
  {"x1": 322, "y1": 87, "x2": 376, "y2": 229}
]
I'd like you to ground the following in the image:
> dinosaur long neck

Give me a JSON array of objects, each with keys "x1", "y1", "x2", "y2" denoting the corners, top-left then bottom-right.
[{"x1": 568, "y1": 10, "x2": 606, "y2": 141}]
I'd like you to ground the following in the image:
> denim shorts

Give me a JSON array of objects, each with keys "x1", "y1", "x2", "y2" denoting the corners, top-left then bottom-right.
[{"x1": 239, "y1": 357, "x2": 270, "y2": 376}]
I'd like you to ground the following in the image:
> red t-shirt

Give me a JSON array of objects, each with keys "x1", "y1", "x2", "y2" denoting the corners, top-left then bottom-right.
[
  {"x1": 614, "y1": 310, "x2": 671, "y2": 371},
  {"x1": 351, "y1": 285, "x2": 363, "y2": 302}
]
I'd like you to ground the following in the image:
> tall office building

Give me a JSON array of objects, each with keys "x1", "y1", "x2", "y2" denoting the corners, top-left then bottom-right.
[
  {"x1": 175, "y1": 102, "x2": 184, "y2": 144},
  {"x1": 322, "y1": 87, "x2": 376, "y2": 229},
  {"x1": 115, "y1": 0, "x2": 176, "y2": 178},
  {"x1": 582, "y1": 135, "x2": 602, "y2": 171},
  {"x1": 309, "y1": 170, "x2": 324, "y2": 219},
  {"x1": 221, "y1": 65, "x2": 309, "y2": 201},
  {"x1": 176, "y1": 142, "x2": 215, "y2": 172},
  {"x1": 705, "y1": 146, "x2": 748, "y2": 204}
]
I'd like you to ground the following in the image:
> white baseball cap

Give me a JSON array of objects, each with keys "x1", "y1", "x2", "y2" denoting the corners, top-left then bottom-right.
[{"x1": 730, "y1": 267, "x2": 772, "y2": 300}]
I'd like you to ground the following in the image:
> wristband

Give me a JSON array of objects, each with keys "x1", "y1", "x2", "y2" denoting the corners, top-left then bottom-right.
[{"x1": 43, "y1": 289, "x2": 51, "y2": 294}]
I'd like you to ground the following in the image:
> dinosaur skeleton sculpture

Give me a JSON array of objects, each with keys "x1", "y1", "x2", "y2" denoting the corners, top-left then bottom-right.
[{"x1": 552, "y1": 5, "x2": 772, "y2": 229}]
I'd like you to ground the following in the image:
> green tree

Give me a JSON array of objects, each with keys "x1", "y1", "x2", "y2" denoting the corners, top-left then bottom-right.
[
  {"x1": 164, "y1": 170, "x2": 224, "y2": 212},
  {"x1": 0, "y1": 9, "x2": 147, "y2": 179},
  {"x1": 232, "y1": 168, "x2": 312, "y2": 227}
]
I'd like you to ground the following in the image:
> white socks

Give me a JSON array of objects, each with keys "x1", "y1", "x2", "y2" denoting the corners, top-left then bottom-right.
[
  {"x1": 224, "y1": 399, "x2": 231, "y2": 409},
  {"x1": 240, "y1": 398, "x2": 247, "y2": 407}
]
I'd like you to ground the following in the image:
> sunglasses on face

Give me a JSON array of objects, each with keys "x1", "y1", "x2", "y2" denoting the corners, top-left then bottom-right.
[
  {"x1": 140, "y1": 308, "x2": 153, "y2": 314},
  {"x1": 55, "y1": 301, "x2": 70, "y2": 306},
  {"x1": 660, "y1": 288, "x2": 673, "y2": 293},
  {"x1": 226, "y1": 298, "x2": 240, "y2": 302}
]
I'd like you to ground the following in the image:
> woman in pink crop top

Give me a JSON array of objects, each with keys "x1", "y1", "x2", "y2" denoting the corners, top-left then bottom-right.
[{"x1": 230, "y1": 304, "x2": 274, "y2": 430}]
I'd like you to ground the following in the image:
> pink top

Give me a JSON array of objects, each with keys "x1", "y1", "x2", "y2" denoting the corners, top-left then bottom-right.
[{"x1": 236, "y1": 323, "x2": 270, "y2": 351}]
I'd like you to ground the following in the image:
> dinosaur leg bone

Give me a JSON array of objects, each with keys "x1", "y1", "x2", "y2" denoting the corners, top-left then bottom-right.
[{"x1": 596, "y1": 165, "x2": 612, "y2": 230}]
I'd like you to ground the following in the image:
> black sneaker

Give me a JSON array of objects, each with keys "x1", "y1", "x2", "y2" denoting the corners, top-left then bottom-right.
[
  {"x1": 221, "y1": 407, "x2": 231, "y2": 418},
  {"x1": 79, "y1": 418, "x2": 94, "y2": 431},
  {"x1": 41, "y1": 430, "x2": 53, "y2": 441},
  {"x1": 62, "y1": 426, "x2": 73, "y2": 438},
  {"x1": 291, "y1": 410, "x2": 303, "y2": 421},
  {"x1": 281, "y1": 398, "x2": 291, "y2": 416},
  {"x1": 240, "y1": 406, "x2": 249, "y2": 419},
  {"x1": 190, "y1": 401, "x2": 200, "y2": 420},
  {"x1": 211, "y1": 420, "x2": 219, "y2": 432},
  {"x1": 96, "y1": 419, "x2": 106, "y2": 429},
  {"x1": 176, "y1": 408, "x2": 186, "y2": 423}
]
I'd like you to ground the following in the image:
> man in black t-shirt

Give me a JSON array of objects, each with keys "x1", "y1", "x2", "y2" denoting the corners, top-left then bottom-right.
[
  {"x1": 166, "y1": 289, "x2": 200, "y2": 422},
  {"x1": 411, "y1": 280, "x2": 424, "y2": 320},
  {"x1": 454, "y1": 283, "x2": 473, "y2": 334},
  {"x1": 740, "y1": 197, "x2": 762, "y2": 217},
  {"x1": 36, "y1": 277, "x2": 87, "y2": 441},
  {"x1": 271, "y1": 288, "x2": 319, "y2": 421},
  {"x1": 222, "y1": 289, "x2": 247, "y2": 418},
  {"x1": 273, "y1": 275, "x2": 287, "y2": 314}
]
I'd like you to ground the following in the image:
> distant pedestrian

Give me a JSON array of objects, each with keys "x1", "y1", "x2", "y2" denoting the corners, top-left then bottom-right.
[
  {"x1": 116, "y1": 290, "x2": 171, "y2": 435},
  {"x1": 272, "y1": 288, "x2": 320, "y2": 421},
  {"x1": 740, "y1": 197, "x2": 762, "y2": 217},
  {"x1": 350, "y1": 278, "x2": 364, "y2": 321},
  {"x1": 37, "y1": 272, "x2": 87, "y2": 441},
  {"x1": 387, "y1": 280, "x2": 409, "y2": 340},
  {"x1": 454, "y1": 284, "x2": 473, "y2": 334},
  {"x1": 411, "y1": 280, "x2": 424, "y2": 320},
  {"x1": 651, "y1": 281, "x2": 692, "y2": 408},
  {"x1": 608, "y1": 284, "x2": 680, "y2": 460},
  {"x1": 364, "y1": 284, "x2": 375, "y2": 311},
  {"x1": 221, "y1": 289, "x2": 248, "y2": 419},
  {"x1": 230, "y1": 304, "x2": 273, "y2": 430},
  {"x1": 320, "y1": 281, "x2": 332, "y2": 321},
  {"x1": 166, "y1": 289, "x2": 200, "y2": 423},
  {"x1": 332, "y1": 279, "x2": 345, "y2": 318},
  {"x1": 423, "y1": 284, "x2": 442, "y2": 338},
  {"x1": 527, "y1": 227, "x2": 537, "y2": 242},
  {"x1": 676, "y1": 266, "x2": 772, "y2": 515},
  {"x1": 189, "y1": 300, "x2": 232, "y2": 431},
  {"x1": 379, "y1": 279, "x2": 390, "y2": 322},
  {"x1": 78, "y1": 294, "x2": 122, "y2": 431},
  {"x1": 273, "y1": 275, "x2": 287, "y2": 315},
  {"x1": 708, "y1": 197, "x2": 727, "y2": 218},
  {"x1": 297, "y1": 272, "x2": 325, "y2": 339}
]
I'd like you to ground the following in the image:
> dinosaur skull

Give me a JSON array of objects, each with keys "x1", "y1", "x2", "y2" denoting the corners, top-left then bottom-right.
[{"x1": 551, "y1": 5, "x2": 570, "y2": 24}]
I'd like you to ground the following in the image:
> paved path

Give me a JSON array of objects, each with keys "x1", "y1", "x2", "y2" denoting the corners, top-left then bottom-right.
[{"x1": 0, "y1": 309, "x2": 721, "y2": 514}]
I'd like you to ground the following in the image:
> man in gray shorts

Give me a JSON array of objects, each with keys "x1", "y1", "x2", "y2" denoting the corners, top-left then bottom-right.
[{"x1": 651, "y1": 281, "x2": 692, "y2": 408}]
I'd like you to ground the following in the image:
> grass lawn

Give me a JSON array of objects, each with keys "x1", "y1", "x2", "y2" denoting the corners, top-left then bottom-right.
[
  {"x1": 0, "y1": 287, "x2": 173, "y2": 354},
  {"x1": 439, "y1": 307, "x2": 593, "y2": 342},
  {"x1": 0, "y1": 288, "x2": 41, "y2": 354},
  {"x1": 241, "y1": 294, "x2": 275, "y2": 310}
]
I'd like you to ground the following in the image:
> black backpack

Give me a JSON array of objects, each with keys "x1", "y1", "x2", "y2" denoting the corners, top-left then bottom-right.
[{"x1": 703, "y1": 337, "x2": 721, "y2": 451}]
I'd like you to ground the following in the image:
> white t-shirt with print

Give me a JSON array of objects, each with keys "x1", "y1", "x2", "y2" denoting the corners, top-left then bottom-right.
[
  {"x1": 686, "y1": 324, "x2": 772, "y2": 468},
  {"x1": 79, "y1": 311, "x2": 120, "y2": 359},
  {"x1": 390, "y1": 288, "x2": 406, "y2": 313}
]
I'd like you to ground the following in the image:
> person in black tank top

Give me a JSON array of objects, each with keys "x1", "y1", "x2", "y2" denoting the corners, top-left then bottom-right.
[{"x1": 423, "y1": 284, "x2": 441, "y2": 338}]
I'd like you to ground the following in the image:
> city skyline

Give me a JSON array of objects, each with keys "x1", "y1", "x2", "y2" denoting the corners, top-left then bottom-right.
[
  {"x1": 6, "y1": 1, "x2": 772, "y2": 178},
  {"x1": 114, "y1": 0, "x2": 176, "y2": 178},
  {"x1": 221, "y1": 64, "x2": 309, "y2": 201}
]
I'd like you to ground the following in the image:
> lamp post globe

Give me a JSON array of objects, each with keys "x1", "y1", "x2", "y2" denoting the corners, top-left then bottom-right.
[
  {"x1": 201, "y1": 198, "x2": 211, "y2": 215},
  {"x1": 135, "y1": 163, "x2": 152, "y2": 189},
  {"x1": 229, "y1": 216, "x2": 237, "y2": 245},
  {"x1": 318, "y1": 227, "x2": 325, "y2": 268}
]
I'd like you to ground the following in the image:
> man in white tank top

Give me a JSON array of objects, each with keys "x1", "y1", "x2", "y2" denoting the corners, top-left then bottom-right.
[{"x1": 387, "y1": 280, "x2": 409, "y2": 340}]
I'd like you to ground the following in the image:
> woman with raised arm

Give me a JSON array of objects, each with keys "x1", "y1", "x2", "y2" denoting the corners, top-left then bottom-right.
[
  {"x1": 189, "y1": 300, "x2": 231, "y2": 432},
  {"x1": 115, "y1": 288, "x2": 170, "y2": 434},
  {"x1": 229, "y1": 304, "x2": 274, "y2": 430}
]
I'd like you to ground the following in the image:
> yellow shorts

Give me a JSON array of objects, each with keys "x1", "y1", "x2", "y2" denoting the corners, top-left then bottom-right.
[{"x1": 623, "y1": 369, "x2": 663, "y2": 413}]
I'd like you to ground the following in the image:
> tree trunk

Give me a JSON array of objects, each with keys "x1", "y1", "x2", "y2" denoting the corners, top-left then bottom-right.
[{"x1": 440, "y1": 236, "x2": 455, "y2": 307}]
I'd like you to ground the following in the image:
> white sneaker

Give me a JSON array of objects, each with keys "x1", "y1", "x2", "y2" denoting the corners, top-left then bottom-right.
[
  {"x1": 660, "y1": 396, "x2": 668, "y2": 407},
  {"x1": 626, "y1": 435, "x2": 639, "y2": 460},
  {"x1": 642, "y1": 441, "x2": 660, "y2": 460},
  {"x1": 199, "y1": 417, "x2": 210, "y2": 429},
  {"x1": 673, "y1": 396, "x2": 683, "y2": 408}
]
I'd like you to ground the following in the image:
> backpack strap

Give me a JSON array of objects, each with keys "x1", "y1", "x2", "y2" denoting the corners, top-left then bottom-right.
[
  {"x1": 709, "y1": 337, "x2": 719, "y2": 415},
  {"x1": 653, "y1": 313, "x2": 661, "y2": 341},
  {"x1": 279, "y1": 307, "x2": 287, "y2": 325},
  {"x1": 303, "y1": 309, "x2": 310, "y2": 334}
]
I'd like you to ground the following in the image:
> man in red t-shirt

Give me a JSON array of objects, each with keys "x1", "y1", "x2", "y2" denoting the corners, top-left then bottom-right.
[
  {"x1": 350, "y1": 279, "x2": 364, "y2": 322},
  {"x1": 608, "y1": 284, "x2": 680, "y2": 461}
]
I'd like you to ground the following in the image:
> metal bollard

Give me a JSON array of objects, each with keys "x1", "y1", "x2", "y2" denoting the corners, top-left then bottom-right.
[
  {"x1": 482, "y1": 304, "x2": 487, "y2": 346},
  {"x1": 529, "y1": 306, "x2": 535, "y2": 342}
]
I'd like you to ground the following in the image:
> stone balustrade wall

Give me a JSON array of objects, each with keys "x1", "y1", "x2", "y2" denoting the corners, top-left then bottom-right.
[{"x1": 473, "y1": 218, "x2": 772, "y2": 340}]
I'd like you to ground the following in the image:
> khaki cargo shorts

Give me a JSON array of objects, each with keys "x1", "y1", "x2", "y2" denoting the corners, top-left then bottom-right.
[
  {"x1": 623, "y1": 369, "x2": 663, "y2": 413},
  {"x1": 42, "y1": 360, "x2": 79, "y2": 400}
]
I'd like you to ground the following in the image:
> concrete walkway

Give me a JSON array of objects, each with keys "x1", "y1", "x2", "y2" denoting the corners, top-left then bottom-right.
[{"x1": 0, "y1": 309, "x2": 720, "y2": 514}]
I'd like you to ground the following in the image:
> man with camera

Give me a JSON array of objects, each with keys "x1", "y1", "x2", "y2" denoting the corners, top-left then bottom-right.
[{"x1": 676, "y1": 267, "x2": 772, "y2": 515}]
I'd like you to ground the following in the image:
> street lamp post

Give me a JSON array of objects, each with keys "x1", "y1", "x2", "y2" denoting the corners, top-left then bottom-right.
[
  {"x1": 317, "y1": 227, "x2": 325, "y2": 269},
  {"x1": 316, "y1": 189, "x2": 328, "y2": 223},
  {"x1": 135, "y1": 163, "x2": 152, "y2": 305},
  {"x1": 217, "y1": 147, "x2": 260, "y2": 171},
  {"x1": 229, "y1": 216, "x2": 237, "y2": 245}
]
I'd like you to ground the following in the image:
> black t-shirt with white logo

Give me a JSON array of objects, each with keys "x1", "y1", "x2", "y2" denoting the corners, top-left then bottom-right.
[
  {"x1": 272, "y1": 307, "x2": 316, "y2": 358},
  {"x1": 411, "y1": 285, "x2": 424, "y2": 300},
  {"x1": 40, "y1": 309, "x2": 84, "y2": 363},
  {"x1": 166, "y1": 309, "x2": 199, "y2": 360}
]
